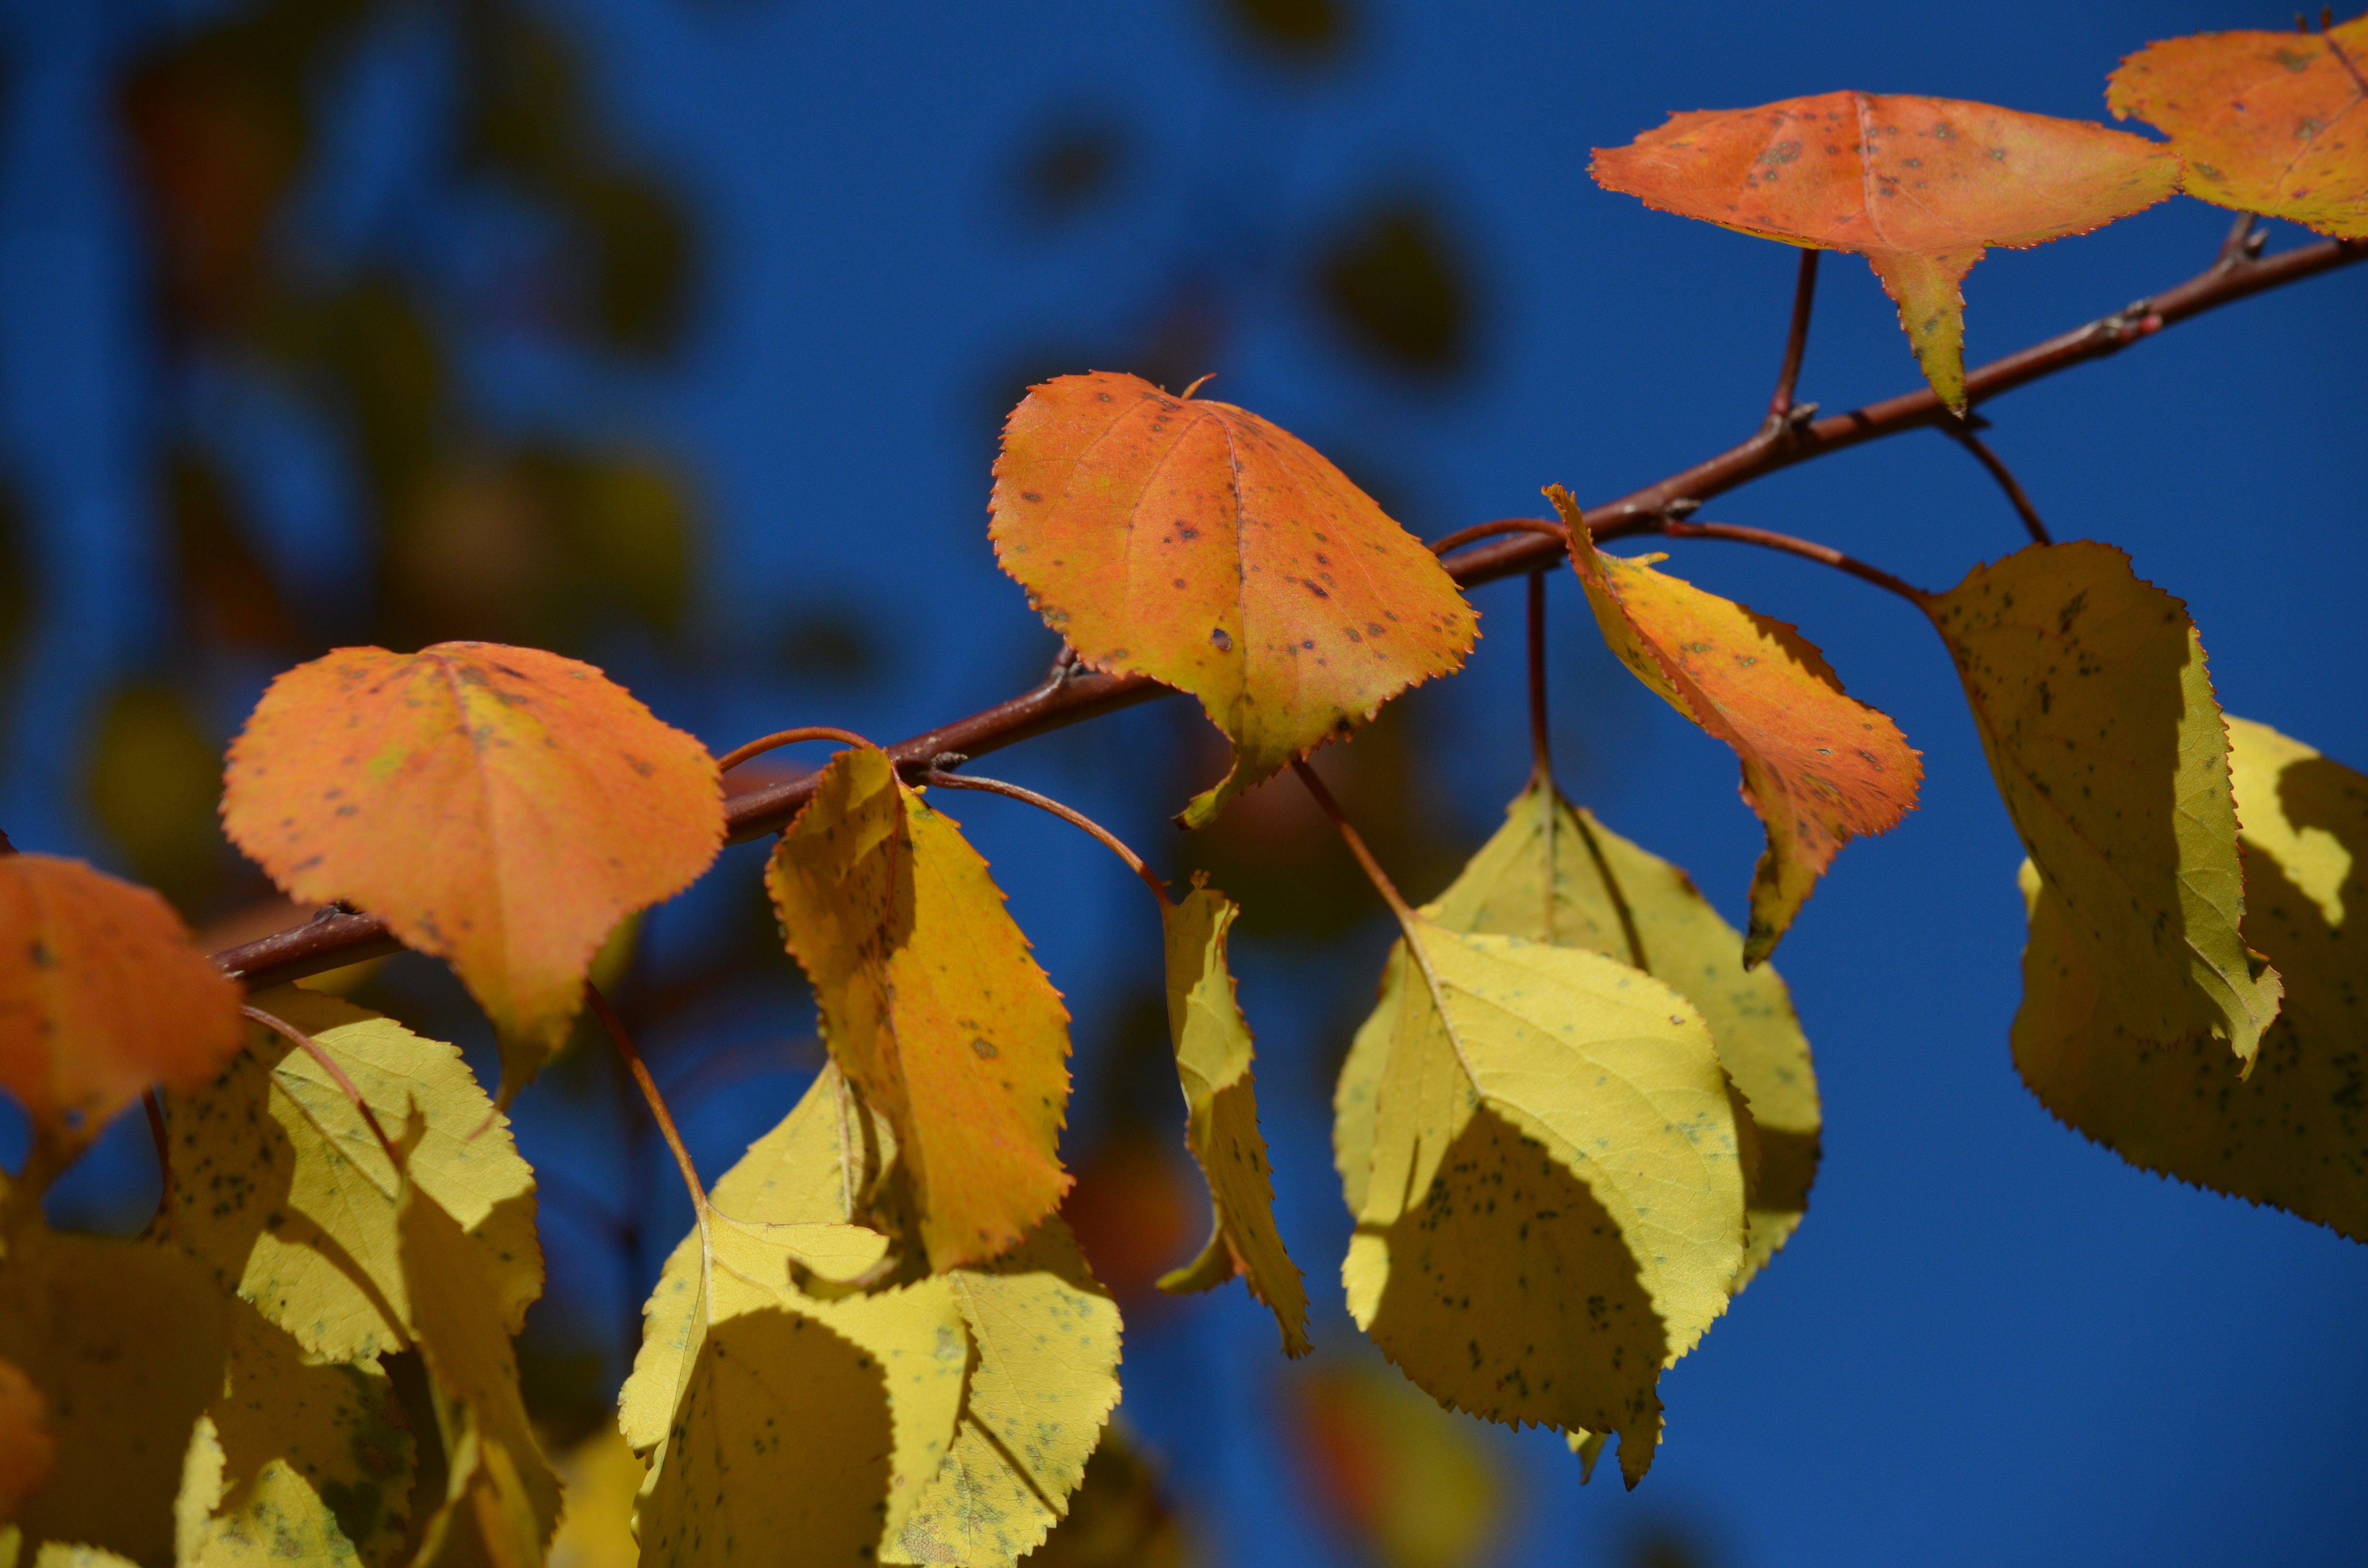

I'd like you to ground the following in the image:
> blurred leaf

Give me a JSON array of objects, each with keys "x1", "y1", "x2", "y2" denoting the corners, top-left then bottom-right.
[
  {"x1": 1220, "y1": 0, "x2": 1353, "y2": 62},
  {"x1": 530, "y1": 450, "x2": 698, "y2": 637},
  {"x1": 261, "y1": 279, "x2": 444, "y2": 505},
  {"x1": 547, "y1": 1426, "x2": 643, "y2": 1568},
  {"x1": 167, "y1": 454, "x2": 301, "y2": 650},
  {"x1": 1295, "y1": 1362, "x2": 1500, "y2": 1568},
  {"x1": 1315, "y1": 198, "x2": 1472, "y2": 375},
  {"x1": 0, "y1": 854, "x2": 244, "y2": 1147},
  {"x1": 84, "y1": 683, "x2": 226, "y2": 913},
  {"x1": 1060, "y1": 1132, "x2": 1198, "y2": 1305},
  {"x1": 0, "y1": 478, "x2": 32, "y2": 681},
  {"x1": 222, "y1": 643, "x2": 726, "y2": 1093},
  {"x1": 1022, "y1": 1424, "x2": 1186, "y2": 1568},
  {"x1": 1011, "y1": 115, "x2": 1130, "y2": 224},
  {"x1": 779, "y1": 610, "x2": 883, "y2": 683},
  {"x1": 166, "y1": 987, "x2": 542, "y2": 1363},
  {"x1": 0, "y1": 1359, "x2": 55, "y2": 1526}
]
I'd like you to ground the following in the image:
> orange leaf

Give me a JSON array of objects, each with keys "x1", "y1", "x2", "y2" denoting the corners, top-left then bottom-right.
[
  {"x1": 767, "y1": 745, "x2": 1073, "y2": 1269},
  {"x1": 2109, "y1": 13, "x2": 2368, "y2": 240},
  {"x1": 0, "y1": 855, "x2": 244, "y2": 1141},
  {"x1": 1591, "y1": 92, "x2": 2179, "y2": 411},
  {"x1": 222, "y1": 643, "x2": 722, "y2": 1096},
  {"x1": 1556, "y1": 494, "x2": 1920, "y2": 963},
  {"x1": 990, "y1": 371, "x2": 1477, "y2": 827},
  {"x1": 0, "y1": 1354, "x2": 54, "y2": 1523}
]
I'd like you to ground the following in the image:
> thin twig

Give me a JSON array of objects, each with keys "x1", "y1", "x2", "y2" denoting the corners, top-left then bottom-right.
[
  {"x1": 242, "y1": 1004, "x2": 404, "y2": 1170},
  {"x1": 142, "y1": 1089, "x2": 172, "y2": 1231},
  {"x1": 1653, "y1": 519, "x2": 1934, "y2": 607},
  {"x1": 1430, "y1": 516, "x2": 1569, "y2": 557},
  {"x1": 1946, "y1": 425, "x2": 2052, "y2": 545},
  {"x1": 921, "y1": 771, "x2": 1170, "y2": 907},
  {"x1": 717, "y1": 725, "x2": 876, "y2": 775},
  {"x1": 1767, "y1": 247, "x2": 1820, "y2": 426},
  {"x1": 210, "y1": 234, "x2": 2368, "y2": 994}
]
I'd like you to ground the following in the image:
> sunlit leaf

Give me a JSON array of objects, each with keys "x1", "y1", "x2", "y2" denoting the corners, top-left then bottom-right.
[
  {"x1": 1561, "y1": 509, "x2": 1920, "y2": 964},
  {"x1": 547, "y1": 1426, "x2": 644, "y2": 1568},
  {"x1": 396, "y1": 1179, "x2": 563, "y2": 1565},
  {"x1": 2014, "y1": 716, "x2": 2367, "y2": 1240},
  {"x1": 173, "y1": 1303, "x2": 415, "y2": 1568},
  {"x1": 167, "y1": 987, "x2": 541, "y2": 1362},
  {"x1": 221, "y1": 642, "x2": 725, "y2": 1096},
  {"x1": 0, "y1": 1359, "x2": 54, "y2": 1525},
  {"x1": 1927, "y1": 543, "x2": 2282, "y2": 1066},
  {"x1": 0, "y1": 854, "x2": 244, "y2": 1145},
  {"x1": 0, "y1": 1225, "x2": 230, "y2": 1564},
  {"x1": 1387, "y1": 775, "x2": 1822, "y2": 1289},
  {"x1": 768, "y1": 745, "x2": 1073, "y2": 1270},
  {"x1": 990, "y1": 371, "x2": 1476, "y2": 827},
  {"x1": 1153, "y1": 880, "x2": 1312, "y2": 1355},
  {"x1": 2109, "y1": 12, "x2": 2368, "y2": 239},
  {"x1": 1590, "y1": 93, "x2": 2178, "y2": 409},
  {"x1": 1339, "y1": 915, "x2": 1747, "y2": 1487}
]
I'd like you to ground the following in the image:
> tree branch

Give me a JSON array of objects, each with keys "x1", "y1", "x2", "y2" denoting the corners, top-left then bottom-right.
[{"x1": 212, "y1": 234, "x2": 2366, "y2": 993}]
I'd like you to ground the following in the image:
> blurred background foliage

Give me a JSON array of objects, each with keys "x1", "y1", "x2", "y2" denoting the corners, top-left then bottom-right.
[{"x1": 3, "y1": 1, "x2": 2363, "y2": 1565}]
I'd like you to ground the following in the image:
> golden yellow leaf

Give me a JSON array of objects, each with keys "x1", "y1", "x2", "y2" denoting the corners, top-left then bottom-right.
[
  {"x1": 0, "y1": 1358, "x2": 51, "y2": 1528},
  {"x1": 1928, "y1": 543, "x2": 2282, "y2": 1065},
  {"x1": 1400, "y1": 776, "x2": 1820, "y2": 1287},
  {"x1": 548, "y1": 1427, "x2": 643, "y2": 1568},
  {"x1": 397, "y1": 1183, "x2": 563, "y2": 1564},
  {"x1": 1339, "y1": 916, "x2": 1747, "y2": 1487},
  {"x1": 2014, "y1": 716, "x2": 2368, "y2": 1240},
  {"x1": 0, "y1": 1226, "x2": 230, "y2": 1564},
  {"x1": 167, "y1": 987, "x2": 541, "y2": 1363},
  {"x1": 173, "y1": 1302, "x2": 415, "y2": 1568},
  {"x1": 768, "y1": 746, "x2": 1073, "y2": 1270},
  {"x1": 1153, "y1": 881, "x2": 1311, "y2": 1356}
]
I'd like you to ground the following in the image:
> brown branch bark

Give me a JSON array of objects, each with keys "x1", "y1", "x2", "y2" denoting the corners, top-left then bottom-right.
[{"x1": 213, "y1": 235, "x2": 2366, "y2": 993}]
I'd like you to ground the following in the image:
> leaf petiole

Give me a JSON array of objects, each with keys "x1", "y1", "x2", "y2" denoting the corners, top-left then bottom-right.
[
  {"x1": 716, "y1": 724, "x2": 878, "y2": 775},
  {"x1": 243, "y1": 1003, "x2": 404, "y2": 1171},
  {"x1": 921, "y1": 769, "x2": 1171, "y2": 908}
]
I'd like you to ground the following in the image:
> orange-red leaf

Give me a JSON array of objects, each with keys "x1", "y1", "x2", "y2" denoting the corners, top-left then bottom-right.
[
  {"x1": 0, "y1": 854, "x2": 244, "y2": 1140},
  {"x1": 222, "y1": 643, "x2": 723, "y2": 1096},
  {"x1": 766, "y1": 745, "x2": 1073, "y2": 1269},
  {"x1": 1591, "y1": 92, "x2": 2179, "y2": 411},
  {"x1": 2109, "y1": 13, "x2": 2368, "y2": 239},
  {"x1": 1556, "y1": 494, "x2": 1920, "y2": 963},
  {"x1": 990, "y1": 371, "x2": 1477, "y2": 828}
]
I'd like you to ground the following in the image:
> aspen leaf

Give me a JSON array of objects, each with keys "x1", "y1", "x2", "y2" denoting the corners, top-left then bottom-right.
[
  {"x1": 2014, "y1": 717, "x2": 2368, "y2": 1240},
  {"x1": 989, "y1": 371, "x2": 1477, "y2": 827},
  {"x1": 1927, "y1": 543, "x2": 2282, "y2": 1066},
  {"x1": 1381, "y1": 775, "x2": 1823, "y2": 1290},
  {"x1": 0, "y1": 1360, "x2": 52, "y2": 1526},
  {"x1": 396, "y1": 1179, "x2": 563, "y2": 1565},
  {"x1": 167, "y1": 987, "x2": 541, "y2": 1363},
  {"x1": 769, "y1": 745, "x2": 1073, "y2": 1270},
  {"x1": 173, "y1": 1303, "x2": 415, "y2": 1568},
  {"x1": 221, "y1": 642, "x2": 725, "y2": 1097},
  {"x1": 1152, "y1": 880, "x2": 1312, "y2": 1356},
  {"x1": 1338, "y1": 916, "x2": 1747, "y2": 1488},
  {"x1": 1559, "y1": 501, "x2": 1920, "y2": 965},
  {"x1": 0, "y1": 855, "x2": 244, "y2": 1143},
  {"x1": 2109, "y1": 12, "x2": 2368, "y2": 240},
  {"x1": 1590, "y1": 93, "x2": 2178, "y2": 410},
  {"x1": 0, "y1": 1225, "x2": 230, "y2": 1565}
]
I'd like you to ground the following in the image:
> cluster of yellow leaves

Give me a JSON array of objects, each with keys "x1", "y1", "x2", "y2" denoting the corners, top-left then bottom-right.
[
  {"x1": 0, "y1": 989, "x2": 558, "y2": 1568},
  {"x1": 622, "y1": 1066, "x2": 1123, "y2": 1568}
]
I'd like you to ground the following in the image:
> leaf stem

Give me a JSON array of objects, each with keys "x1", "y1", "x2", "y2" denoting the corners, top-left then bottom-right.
[
  {"x1": 1653, "y1": 518, "x2": 1935, "y2": 607},
  {"x1": 716, "y1": 725, "x2": 878, "y2": 775},
  {"x1": 1767, "y1": 247, "x2": 1820, "y2": 426},
  {"x1": 142, "y1": 1089, "x2": 172, "y2": 1234},
  {"x1": 1430, "y1": 516, "x2": 1569, "y2": 558},
  {"x1": 585, "y1": 982, "x2": 711, "y2": 1217},
  {"x1": 1291, "y1": 760, "x2": 1414, "y2": 924},
  {"x1": 242, "y1": 1003, "x2": 404, "y2": 1171},
  {"x1": 1526, "y1": 569, "x2": 1553, "y2": 783},
  {"x1": 1945, "y1": 424, "x2": 2051, "y2": 545},
  {"x1": 920, "y1": 771, "x2": 1171, "y2": 908}
]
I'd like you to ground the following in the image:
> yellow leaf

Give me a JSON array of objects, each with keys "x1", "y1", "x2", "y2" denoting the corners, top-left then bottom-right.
[
  {"x1": 1153, "y1": 881, "x2": 1311, "y2": 1355},
  {"x1": 1391, "y1": 776, "x2": 1820, "y2": 1287},
  {"x1": 167, "y1": 987, "x2": 542, "y2": 1362},
  {"x1": 1021, "y1": 1425, "x2": 1186, "y2": 1568},
  {"x1": 548, "y1": 1428, "x2": 644, "y2": 1568},
  {"x1": 0, "y1": 1358, "x2": 52, "y2": 1526},
  {"x1": 0, "y1": 1226, "x2": 230, "y2": 1564},
  {"x1": 397, "y1": 1183, "x2": 563, "y2": 1563},
  {"x1": 173, "y1": 1302, "x2": 415, "y2": 1568},
  {"x1": 1340, "y1": 916, "x2": 1747, "y2": 1486},
  {"x1": 768, "y1": 746, "x2": 1073, "y2": 1270},
  {"x1": 1927, "y1": 543, "x2": 2282, "y2": 1065},
  {"x1": 1560, "y1": 503, "x2": 1920, "y2": 964},
  {"x1": 2014, "y1": 716, "x2": 2368, "y2": 1240},
  {"x1": 885, "y1": 1223, "x2": 1123, "y2": 1566}
]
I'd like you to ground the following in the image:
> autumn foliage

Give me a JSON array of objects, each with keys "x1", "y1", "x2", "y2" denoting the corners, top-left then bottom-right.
[{"x1": 0, "y1": 12, "x2": 2363, "y2": 1568}]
